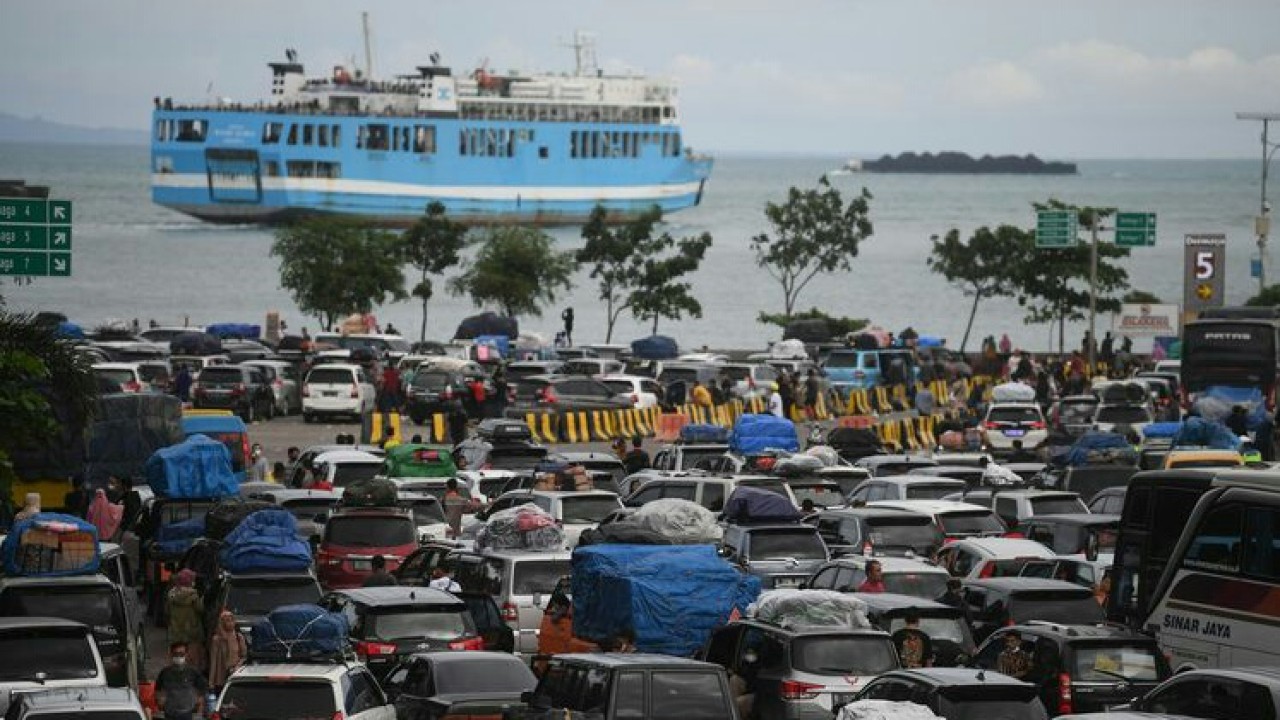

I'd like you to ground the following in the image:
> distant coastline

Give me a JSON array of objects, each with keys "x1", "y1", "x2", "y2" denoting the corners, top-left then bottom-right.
[
  {"x1": 0, "y1": 113, "x2": 147, "y2": 146},
  {"x1": 851, "y1": 151, "x2": 1078, "y2": 175}
]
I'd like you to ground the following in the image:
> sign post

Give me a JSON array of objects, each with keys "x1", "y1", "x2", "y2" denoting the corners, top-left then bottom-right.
[
  {"x1": 1115, "y1": 212, "x2": 1157, "y2": 247},
  {"x1": 1036, "y1": 210, "x2": 1078, "y2": 248},
  {"x1": 1183, "y1": 233, "x2": 1227, "y2": 324},
  {"x1": 0, "y1": 198, "x2": 73, "y2": 277}
]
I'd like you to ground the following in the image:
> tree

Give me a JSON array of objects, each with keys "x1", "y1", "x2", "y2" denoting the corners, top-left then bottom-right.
[
  {"x1": 0, "y1": 312, "x2": 97, "y2": 502},
  {"x1": 1009, "y1": 200, "x2": 1131, "y2": 353},
  {"x1": 751, "y1": 177, "x2": 874, "y2": 320},
  {"x1": 628, "y1": 230, "x2": 713, "y2": 334},
  {"x1": 1246, "y1": 285, "x2": 1280, "y2": 307},
  {"x1": 449, "y1": 227, "x2": 576, "y2": 319},
  {"x1": 402, "y1": 202, "x2": 468, "y2": 341},
  {"x1": 271, "y1": 218, "x2": 407, "y2": 331},
  {"x1": 1123, "y1": 290, "x2": 1163, "y2": 304},
  {"x1": 756, "y1": 308, "x2": 870, "y2": 337},
  {"x1": 926, "y1": 226, "x2": 1025, "y2": 353}
]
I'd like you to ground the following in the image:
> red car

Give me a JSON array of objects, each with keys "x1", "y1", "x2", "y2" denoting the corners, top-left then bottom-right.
[{"x1": 316, "y1": 508, "x2": 418, "y2": 590}]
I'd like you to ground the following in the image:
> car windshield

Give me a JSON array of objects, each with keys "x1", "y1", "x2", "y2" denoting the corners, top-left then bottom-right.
[
  {"x1": 0, "y1": 629, "x2": 98, "y2": 681},
  {"x1": 225, "y1": 578, "x2": 320, "y2": 616},
  {"x1": 887, "y1": 616, "x2": 969, "y2": 643},
  {"x1": 199, "y1": 368, "x2": 243, "y2": 383},
  {"x1": 0, "y1": 586, "x2": 124, "y2": 638},
  {"x1": 1072, "y1": 643, "x2": 1162, "y2": 682},
  {"x1": 748, "y1": 530, "x2": 827, "y2": 560},
  {"x1": 370, "y1": 606, "x2": 474, "y2": 641},
  {"x1": 865, "y1": 517, "x2": 941, "y2": 549},
  {"x1": 324, "y1": 516, "x2": 415, "y2": 547},
  {"x1": 602, "y1": 380, "x2": 635, "y2": 395},
  {"x1": 513, "y1": 560, "x2": 571, "y2": 595},
  {"x1": 306, "y1": 368, "x2": 354, "y2": 385},
  {"x1": 792, "y1": 636, "x2": 897, "y2": 675},
  {"x1": 825, "y1": 353, "x2": 859, "y2": 368},
  {"x1": 678, "y1": 448, "x2": 729, "y2": 470},
  {"x1": 219, "y1": 680, "x2": 336, "y2": 720},
  {"x1": 789, "y1": 484, "x2": 844, "y2": 508},
  {"x1": 96, "y1": 369, "x2": 136, "y2": 386},
  {"x1": 938, "y1": 511, "x2": 1005, "y2": 535},
  {"x1": 559, "y1": 496, "x2": 622, "y2": 523},
  {"x1": 406, "y1": 500, "x2": 446, "y2": 525},
  {"x1": 884, "y1": 572, "x2": 949, "y2": 600},
  {"x1": 282, "y1": 499, "x2": 338, "y2": 519},
  {"x1": 1058, "y1": 403, "x2": 1097, "y2": 424},
  {"x1": 988, "y1": 407, "x2": 1042, "y2": 424},
  {"x1": 138, "y1": 366, "x2": 170, "y2": 382},
  {"x1": 412, "y1": 373, "x2": 455, "y2": 390},
  {"x1": 330, "y1": 462, "x2": 382, "y2": 487},
  {"x1": 906, "y1": 484, "x2": 965, "y2": 500},
  {"x1": 1029, "y1": 496, "x2": 1088, "y2": 515},
  {"x1": 1097, "y1": 406, "x2": 1151, "y2": 423},
  {"x1": 1009, "y1": 591, "x2": 1106, "y2": 625},
  {"x1": 431, "y1": 657, "x2": 535, "y2": 695}
]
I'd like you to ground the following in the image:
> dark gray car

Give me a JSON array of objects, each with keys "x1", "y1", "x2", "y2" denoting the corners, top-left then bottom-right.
[{"x1": 719, "y1": 524, "x2": 829, "y2": 590}]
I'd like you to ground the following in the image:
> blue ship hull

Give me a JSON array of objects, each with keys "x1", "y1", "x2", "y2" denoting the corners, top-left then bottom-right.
[{"x1": 150, "y1": 109, "x2": 712, "y2": 225}]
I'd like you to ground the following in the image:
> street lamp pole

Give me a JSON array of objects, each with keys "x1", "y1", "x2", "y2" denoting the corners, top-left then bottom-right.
[{"x1": 1236, "y1": 112, "x2": 1280, "y2": 293}]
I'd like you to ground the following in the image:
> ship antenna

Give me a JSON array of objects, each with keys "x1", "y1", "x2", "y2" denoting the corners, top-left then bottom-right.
[
  {"x1": 563, "y1": 30, "x2": 597, "y2": 77},
  {"x1": 362, "y1": 11, "x2": 374, "y2": 81}
]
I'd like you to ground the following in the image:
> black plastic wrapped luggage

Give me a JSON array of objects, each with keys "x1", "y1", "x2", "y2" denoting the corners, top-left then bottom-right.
[
  {"x1": 341, "y1": 477, "x2": 398, "y2": 507},
  {"x1": 205, "y1": 498, "x2": 276, "y2": 540}
]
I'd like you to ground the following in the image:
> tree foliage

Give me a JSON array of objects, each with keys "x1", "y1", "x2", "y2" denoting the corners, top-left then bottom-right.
[
  {"x1": 756, "y1": 308, "x2": 870, "y2": 337},
  {"x1": 271, "y1": 218, "x2": 407, "y2": 331},
  {"x1": 577, "y1": 204, "x2": 713, "y2": 339},
  {"x1": 1246, "y1": 284, "x2": 1280, "y2": 307},
  {"x1": 926, "y1": 226, "x2": 1026, "y2": 353},
  {"x1": 1123, "y1": 289, "x2": 1163, "y2": 304},
  {"x1": 401, "y1": 202, "x2": 468, "y2": 341},
  {"x1": 450, "y1": 227, "x2": 577, "y2": 319},
  {"x1": 0, "y1": 312, "x2": 97, "y2": 501},
  {"x1": 752, "y1": 177, "x2": 874, "y2": 319}
]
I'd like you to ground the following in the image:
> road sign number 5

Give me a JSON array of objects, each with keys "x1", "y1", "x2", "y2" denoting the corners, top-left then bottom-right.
[{"x1": 1195, "y1": 251, "x2": 1216, "y2": 280}]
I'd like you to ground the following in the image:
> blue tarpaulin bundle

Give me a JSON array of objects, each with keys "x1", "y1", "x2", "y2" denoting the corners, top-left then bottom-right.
[
  {"x1": 630, "y1": 335, "x2": 679, "y2": 360},
  {"x1": 571, "y1": 544, "x2": 760, "y2": 657},
  {"x1": 153, "y1": 516, "x2": 206, "y2": 556},
  {"x1": 680, "y1": 424, "x2": 730, "y2": 444},
  {"x1": 1051, "y1": 432, "x2": 1136, "y2": 467},
  {"x1": 205, "y1": 323, "x2": 261, "y2": 340},
  {"x1": 722, "y1": 486, "x2": 802, "y2": 524},
  {"x1": 730, "y1": 414, "x2": 799, "y2": 454},
  {"x1": 916, "y1": 335, "x2": 943, "y2": 347},
  {"x1": 1196, "y1": 386, "x2": 1270, "y2": 431},
  {"x1": 144, "y1": 434, "x2": 238, "y2": 499},
  {"x1": 1, "y1": 513, "x2": 100, "y2": 577},
  {"x1": 219, "y1": 509, "x2": 312, "y2": 573},
  {"x1": 1141, "y1": 422, "x2": 1182, "y2": 440},
  {"x1": 55, "y1": 322, "x2": 84, "y2": 339},
  {"x1": 474, "y1": 334, "x2": 511, "y2": 359},
  {"x1": 250, "y1": 604, "x2": 351, "y2": 659},
  {"x1": 1172, "y1": 417, "x2": 1242, "y2": 450}
]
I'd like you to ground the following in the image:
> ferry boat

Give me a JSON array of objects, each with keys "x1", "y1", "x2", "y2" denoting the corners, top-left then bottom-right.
[{"x1": 150, "y1": 26, "x2": 712, "y2": 226}]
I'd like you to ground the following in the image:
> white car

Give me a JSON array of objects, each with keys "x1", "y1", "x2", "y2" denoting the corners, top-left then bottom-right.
[
  {"x1": 310, "y1": 449, "x2": 384, "y2": 488},
  {"x1": 600, "y1": 374, "x2": 662, "y2": 409},
  {"x1": 982, "y1": 402, "x2": 1048, "y2": 452},
  {"x1": 92, "y1": 362, "x2": 149, "y2": 393},
  {"x1": 871, "y1": 500, "x2": 1008, "y2": 541},
  {"x1": 480, "y1": 490, "x2": 624, "y2": 548},
  {"x1": 933, "y1": 537, "x2": 1056, "y2": 579},
  {"x1": 396, "y1": 491, "x2": 451, "y2": 543},
  {"x1": 302, "y1": 363, "x2": 376, "y2": 422},
  {"x1": 217, "y1": 660, "x2": 394, "y2": 720}
]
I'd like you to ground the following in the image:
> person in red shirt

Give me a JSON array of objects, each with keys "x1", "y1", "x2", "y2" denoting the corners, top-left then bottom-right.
[{"x1": 858, "y1": 560, "x2": 887, "y2": 593}]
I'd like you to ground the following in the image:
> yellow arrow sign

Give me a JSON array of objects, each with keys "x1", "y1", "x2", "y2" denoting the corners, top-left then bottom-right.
[{"x1": 1196, "y1": 283, "x2": 1214, "y2": 301}]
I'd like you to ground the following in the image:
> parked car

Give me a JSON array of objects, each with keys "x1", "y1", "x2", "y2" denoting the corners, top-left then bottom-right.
[
  {"x1": 251, "y1": 488, "x2": 343, "y2": 542},
  {"x1": 315, "y1": 507, "x2": 418, "y2": 590},
  {"x1": 974, "y1": 623, "x2": 1171, "y2": 716},
  {"x1": 599, "y1": 374, "x2": 663, "y2": 409},
  {"x1": 136, "y1": 360, "x2": 173, "y2": 394},
  {"x1": 404, "y1": 368, "x2": 467, "y2": 424},
  {"x1": 302, "y1": 363, "x2": 377, "y2": 423},
  {"x1": 649, "y1": 444, "x2": 733, "y2": 473},
  {"x1": 1086, "y1": 487, "x2": 1125, "y2": 515},
  {"x1": 961, "y1": 578, "x2": 1106, "y2": 643},
  {"x1": 449, "y1": 549, "x2": 572, "y2": 657},
  {"x1": 525, "y1": 653, "x2": 740, "y2": 720},
  {"x1": 969, "y1": 490, "x2": 1090, "y2": 532},
  {"x1": 506, "y1": 375, "x2": 634, "y2": 417},
  {"x1": 984, "y1": 402, "x2": 1050, "y2": 453},
  {"x1": 206, "y1": 570, "x2": 323, "y2": 638},
  {"x1": 0, "y1": 618, "x2": 106, "y2": 714},
  {"x1": 1020, "y1": 514, "x2": 1119, "y2": 560},
  {"x1": 806, "y1": 555, "x2": 951, "y2": 600},
  {"x1": 193, "y1": 365, "x2": 276, "y2": 422},
  {"x1": 242, "y1": 359, "x2": 302, "y2": 416},
  {"x1": 1125, "y1": 667, "x2": 1280, "y2": 719},
  {"x1": 805, "y1": 507, "x2": 944, "y2": 557},
  {"x1": 855, "y1": 455, "x2": 940, "y2": 477},
  {"x1": 1093, "y1": 403, "x2": 1154, "y2": 435},
  {"x1": 319, "y1": 587, "x2": 485, "y2": 680},
  {"x1": 285, "y1": 443, "x2": 385, "y2": 488},
  {"x1": 560, "y1": 358, "x2": 625, "y2": 377},
  {"x1": 716, "y1": 362, "x2": 780, "y2": 400},
  {"x1": 934, "y1": 537, "x2": 1057, "y2": 579},
  {"x1": 851, "y1": 667, "x2": 1049, "y2": 719},
  {"x1": 545, "y1": 451, "x2": 629, "y2": 491},
  {"x1": 849, "y1": 475, "x2": 967, "y2": 504},
  {"x1": 719, "y1": 523, "x2": 829, "y2": 590},
  {"x1": 871, "y1": 500, "x2": 1008, "y2": 541},
  {"x1": 855, "y1": 592, "x2": 977, "y2": 667},
  {"x1": 1050, "y1": 396, "x2": 1101, "y2": 438},
  {"x1": 216, "y1": 659, "x2": 395, "y2": 720},
  {"x1": 477, "y1": 490, "x2": 623, "y2": 548},
  {"x1": 702, "y1": 617, "x2": 898, "y2": 719},
  {"x1": 5, "y1": 687, "x2": 145, "y2": 720},
  {"x1": 383, "y1": 651, "x2": 537, "y2": 720}
]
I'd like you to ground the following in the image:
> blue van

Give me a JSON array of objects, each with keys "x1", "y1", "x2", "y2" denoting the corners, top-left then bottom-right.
[
  {"x1": 181, "y1": 410, "x2": 250, "y2": 482},
  {"x1": 824, "y1": 349, "x2": 920, "y2": 394}
]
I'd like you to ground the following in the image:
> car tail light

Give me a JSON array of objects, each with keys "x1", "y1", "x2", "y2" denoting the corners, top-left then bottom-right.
[
  {"x1": 302, "y1": 384, "x2": 311, "y2": 398},
  {"x1": 448, "y1": 636, "x2": 485, "y2": 651},
  {"x1": 539, "y1": 386, "x2": 558, "y2": 404},
  {"x1": 333, "y1": 713, "x2": 344, "y2": 720},
  {"x1": 443, "y1": 387, "x2": 454, "y2": 401},
  {"x1": 123, "y1": 380, "x2": 142, "y2": 393},
  {"x1": 317, "y1": 550, "x2": 342, "y2": 566},
  {"x1": 747, "y1": 376, "x2": 756, "y2": 389},
  {"x1": 355, "y1": 640, "x2": 398, "y2": 659},
  {"x1": 210, "y1": 713, "x2": 221, "y2": 720},
  {"x1": 630, "y1": 393, "x2": 639, "y2": 404},
  {"x1": 230, "y1": 382, "x2": 246, "y2": 395},
  {"x1": 780, "y1": 680, "x2": 823, "y2": 701},
  {"x1": 191, "y1": 382, "x2": 203, "y2": 395},
  {"x1": 1006, "y1": 618, "x2": 1017, "y2": 626},
  {"x1": 1004, "y1": 531, "x2": 1025, "y2": 539},
  {"x1": 1057, "y1": 672, "x2": 1073, "y2": 715},
  {"x1": 350, "y1": 384, "x2": 360, "y2": 398},
  {"x1": 502, "y1": 602, "x2": 519, "y2": 622},
  {"x1": 978, "y1": 562, "x2": 996, "y2": 579},
  {"x1": 1030, "y1": 421, "x2": 1046, "y2": 430},
  {"x1": 983, "y1": 421, "x2": 999, "y2": 430},
  {"x1": 274, "y1": 379, "x2": 284, "y2": 389}
]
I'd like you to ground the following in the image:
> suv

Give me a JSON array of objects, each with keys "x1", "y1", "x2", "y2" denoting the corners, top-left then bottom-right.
[
  {"x1": 934, "y1": 537, "x2": 1057, "y2": 579},
  {"x1": 852, "y1": 668, "x2": 1048, "y2": 719},
  {"x1": 206, "y1": 570, "x2": 323, "y2": 637},
  {"x1": 316, "y1": 508, "x2": 418, "y2": 589},
  {"x1": 848, "y1": 475, "x2": 968, "y2": 504},
  {"x1": 960, "y1": 578, "x2": 1106, "y2": 643},
  {"x1": 405, "y1": 368, "x2": 466, "y2": 424},
  {"x1": 702, "y1": 619, "x2": 898, "y2": 719},
  {"x1": 449, "y1": 549, "x2": 572, "y2": 657},
  {"x1": 1093, "y1": 403, "x2": 1154, "y2": 435},
  {"x1": 0, "y1": 575, "x2": 141, "y2": 688},
  {"x1": 871, "y1": 500, "x2": 1008, "y2": 541},
  {"x1": 624, "y1": 476, "x2": 737, "y2": 513},
  {"x1": 478, "y1": 490, "x2": 623, "y2": 548},
  {"x1": 805, "y1": 556, "x2": 950, "y2": 600},
  {"x1": 1086, "y1": 487, "x2": 1125, "y2": 515},
  {"x1": 527, "y1": 653, "x2": 739, "y2": 720},
  {"x1": 192, "y1": 365, "x2": 276, "y2": 422},
  {"x1": 216, "y1": 660, "x2": 394, "y2": 720},
  {"x1": 972, "y1": 490, "x2": 1089, "y2": 532},
  {"x1": 806, "y1": 507, "x2": 944, "y2": 557},
  {"x1": 0, "y1": 618, "x2": 106, "y2": 713},
  {"x1": 854, "y1": 455, "x2": 939, "y2": 477},
  {"x1": 302, "y1": 363, "x2": 377, "y2": 423},
  {"x1": 1020, "y1": 514, "x2": 1119, "y2": 560},
  {"x1": 719, "y1": 524, "x2": 829, "y2": 590},
  {"x1": 506, "y1": 375, "x2": 633, "y2": 416},
  {"x1": 319, "y1": 587, "x2": 484, "y2": 679},
  {"x1": 855, "y1": 593, "x2": 976, "y2": 667},
  {"x1": 973, "y1": 623, "x2": 1171, "y2": 716},
  {"x1": 984, "y1": 402, "x2": 1049, "y2": 453},
  {"x1": 241, "y1": 359, "x2": 302, "y2": 416},
  {"x1": 649, "y1": 444, "x2": 733, "y2": 473},
  {"x1": 1049, "y1": 395, "x2": 1100, "y2": 438},
  {"x1": 4, "y1": 687, "x2": 144, "y2": 720}
]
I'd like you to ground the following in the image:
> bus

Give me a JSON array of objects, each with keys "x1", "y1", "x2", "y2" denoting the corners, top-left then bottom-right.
[
  {"x1": 1110, "y1": 467, "x2": 1280, "y2": 669},
  {"x1": 1181, "y1": 314, "x2": 1280, "y2": 407}
]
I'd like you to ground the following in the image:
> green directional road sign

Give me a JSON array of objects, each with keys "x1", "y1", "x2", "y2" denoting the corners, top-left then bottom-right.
[
  {"x1": 0, "y1": 197, "x2": 74, "y2": 277},
  {"x1": 1116, "y1": 212, "x2": 1157, "y2": 247},
  {"x1": 1036, "y1": 210, "x2": 1078, "y2": 248}
]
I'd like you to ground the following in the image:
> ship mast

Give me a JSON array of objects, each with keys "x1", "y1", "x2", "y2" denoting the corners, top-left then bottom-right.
[
  {"x1": 362, "y1": 11, "x2": 373, "y2": 80},
  {"x1": 563, "y1": 30, "x2": 597, "y2": 77}
]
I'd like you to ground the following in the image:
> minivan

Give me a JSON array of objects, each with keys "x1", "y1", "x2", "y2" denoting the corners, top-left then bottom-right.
[
  {"x1": 449, "y1": 549, "x2": 572, "y2": 657},
  {"x1": 302, "y1": 363, "x2": 376, "y2": 423}
]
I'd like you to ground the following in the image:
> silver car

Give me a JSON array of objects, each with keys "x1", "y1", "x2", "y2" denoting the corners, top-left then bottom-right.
[
  {"x1": 720, "y1": 524, "x2": 830, "y2": 590},
  {"x1": 243, "y1": 359, "x2": 302, "y2": 416},
  {"x1": 450, "y1": 549, "x2": 572, "y2": 657}
]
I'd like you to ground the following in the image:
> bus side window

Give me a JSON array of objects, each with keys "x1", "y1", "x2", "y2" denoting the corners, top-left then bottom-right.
[
  {"x1": 1244, "y1": 507, "x2": 1280, "y2": 580},
  {"x1": 1184, "y1": 504, "x2": 1243, "y2": 570}
]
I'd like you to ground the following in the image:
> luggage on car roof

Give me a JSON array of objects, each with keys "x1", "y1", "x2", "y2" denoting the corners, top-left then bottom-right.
[
  {"x1": 250, "y1": 604, "x2": 351, "y2": 660},
  {"x1": 341, "y1": 477, "x2": 399, "y2": 508},
  {"x1": 144, "y1": 434, "x2": 238, "y2": 499},
  {"x1": 680, "y1": 423, "x2": 730, "y2": 444},
  {"x1": 722, "y1": 486, "x2": 801, "y2": 524},
  {"x1": 170, "y1": 331, "x2": 223, "y2": 356},
  {"x1": 219, "y1": 509, "x2": 312, "y2": 573},
  {"x1": 205, "y1": 498, "x2": 276, "y2": 541},
  {"x1": 1, "y1": 512, "x2": 100, "y2": 577}
]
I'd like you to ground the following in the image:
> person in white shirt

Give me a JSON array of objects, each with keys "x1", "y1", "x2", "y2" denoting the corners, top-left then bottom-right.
[
  {"x1": 766, "y1": 385, "x2": 784, "y2": 418},
  {"x1": 428, "y1": 566, "x2": 461, "y2": 593}
]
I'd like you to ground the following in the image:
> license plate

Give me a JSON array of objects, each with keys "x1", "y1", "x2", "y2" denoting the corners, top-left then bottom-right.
[
  {"x1": 774, "y1": 577, "x2": 803, "y2": 588},
  {"x1": 1004, "y1": 429, "x2": 1026, "y2": 437},
  {"x1": 324, "y1": 391, "x2": 339, "y2": 397},
  {"x1": 831, "y1": 693, "x2": 857, "y2": 708},
  {"x1": 350, "y1": 559, "x2": 371, "y2": 571}
]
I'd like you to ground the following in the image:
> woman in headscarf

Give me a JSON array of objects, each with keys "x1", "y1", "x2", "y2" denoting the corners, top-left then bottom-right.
[
  {"x1": 166, "y1": 569, "x2": 207, "y2": 672},
  {"x1": 14, "y1": 493, "x2": 41, "y2": 521},
  {"x1": 87, "y1": 489, "x2": 124, "y2": 542},
  {"x1": 208, "y1": 610, "x2": 247, "y2": 689}
]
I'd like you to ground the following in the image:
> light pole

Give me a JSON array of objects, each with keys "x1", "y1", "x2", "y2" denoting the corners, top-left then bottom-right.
[{"x1": 1236, "y1": 112, "x2": 1280, "y2": 293}]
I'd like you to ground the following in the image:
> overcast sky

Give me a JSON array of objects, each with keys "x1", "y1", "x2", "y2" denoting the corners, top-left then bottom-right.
[{"x1": 4, "y1": 0, "x2": 1279, "y2": 158}]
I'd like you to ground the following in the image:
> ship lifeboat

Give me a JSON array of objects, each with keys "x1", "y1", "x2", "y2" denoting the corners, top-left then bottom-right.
[{"x1": 333, "y1": 66, "x2": 352, "y2": 84}]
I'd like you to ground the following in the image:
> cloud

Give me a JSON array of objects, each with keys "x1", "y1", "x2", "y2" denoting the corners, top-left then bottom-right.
[
  {"x1": 666, "y1": 54, "x2": 715, "y2": 86},
  {"x1": 944, "y1": 61, "x2": 1044, "y2": 108},
  {"x1": 1036, "y1": 41, "x2": 1280, "y2": 101}
]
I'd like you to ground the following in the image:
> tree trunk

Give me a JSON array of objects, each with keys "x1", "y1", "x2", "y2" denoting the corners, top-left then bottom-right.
[
  {"x1": 419, "y1": 298, "x2": 429, "y2": 343},
  {"x1": 959, "y1": 291, "x2": 981, "y2": 354},
  {"x1": 605, "y1": 299, "x2": 616, "y2": 344},
  {"x1": 651, "y1": 314, "x2": 659, "y2": 334}
]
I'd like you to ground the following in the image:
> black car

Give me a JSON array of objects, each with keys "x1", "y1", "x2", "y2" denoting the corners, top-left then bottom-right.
[
  {"x1": 805, "y1": 507, "x2": 944, "y2": 557},
  {"x1": 319, "y1": 587, "x2": 485, "y2": 680},
  {"x1": 1126, "y1": 667, "x2": 1280, "y2": 719},
  {"x1": 505, "y1": 374, "x2": 634, "y2": 417},
  {"x1": 961, "y1": 578, "x2": 1106, "y2": 644},
  {"x1": 526, "y1": 653, "x2": 739, "y2": 720},
  {"x1": 406, "y1": 369, "x2": 466, "y2": 424},
  {"x1": 973, "y1": 623, "x2": 1171, "y2": 716},
  {"x1": 192, "y1": 365, "x2": 275, "y2": 421},
  {"x1": 852, "y1": 667, "x2": 1049, "y2": 719},
  {"x1": 383, "y1": 651, "x2": 536, "y2": 720},
  {"x1": 1086, "y1": 487, "x2": 1126, "y2": 515}
]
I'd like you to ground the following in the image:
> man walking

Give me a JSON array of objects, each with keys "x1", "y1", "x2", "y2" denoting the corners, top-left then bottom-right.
[{"x1": 156, "y1": 643, "x2": 209, "y2": 720}]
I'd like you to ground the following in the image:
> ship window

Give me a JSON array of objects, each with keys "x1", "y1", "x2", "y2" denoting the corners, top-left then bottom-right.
[
  {"x1": 459, "y1": 130, "x2": 467, "y2": 156},
  {"x1": 674, "y1": 133, "x2": 682, "y2": 156},
  {"x1": 262, "y1": 122, "x2": 283, "y2": 144},
  {"x1": 264, "y1": 161, "x2": 280, "y2": 177},
  {"x1": 176, "y1": 119, "x2": 206, "y2": 142},
  {"x1": 539, "y1": 146, "x2": 548, "y2": 159},
  {"x1": 155, "y1": 120, "x2": 167, "y2": 142},
  {"x1": 413, "y1": 126, "x2": 436, "y2": 154},
  {"x1": 318, "y1": 125, "x2": 329, "y2": 147},
  {"x1": 570, "y1": 131, "x2": 577, "y2": 159},
  {"x1": 303, "y1": 124, "x2": 314, "y2": 146},
  {"x1": 364, "y1": 124, "x2": 389, "y2": 151},
  {"x1": 332, "y1": 125, "x2": 342, "y2": 147},
  {"x1": 288, "y1": 124, "x2": 298, "y2": 145}
]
